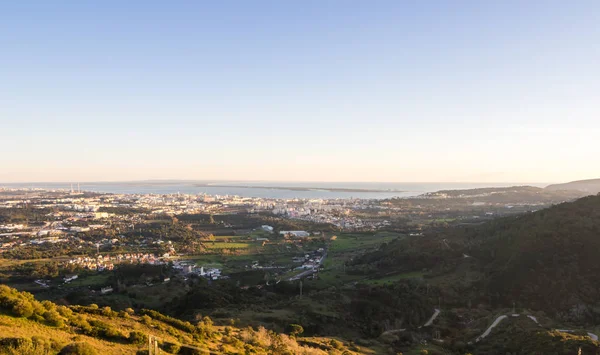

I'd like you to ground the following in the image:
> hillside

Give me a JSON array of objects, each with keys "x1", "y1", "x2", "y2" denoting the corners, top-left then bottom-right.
[
  {"x1": 0, "y1": 285, "x2": 370, "y2": 355},
  {"x1": 546, "y1": 178, "x2": 600, "y2": 195},
  {"x1": 464, "y1": 194, "x2": 600, "y2": 320},
  {"x1": 355, "y1": 194, "x2": 600, "y2": 322},
  {"x1": 418, "y1": 185, "x2": 586, "y2": 203}
]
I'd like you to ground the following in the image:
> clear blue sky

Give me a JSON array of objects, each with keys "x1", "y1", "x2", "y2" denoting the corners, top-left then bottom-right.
[{"x1": 2, "y1": 1, "x2": 599, "y2": 183}]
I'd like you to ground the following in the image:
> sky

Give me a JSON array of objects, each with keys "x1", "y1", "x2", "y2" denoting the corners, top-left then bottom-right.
[{"x1": 1, "y1": 1, "x2": 599, "y2": 184}]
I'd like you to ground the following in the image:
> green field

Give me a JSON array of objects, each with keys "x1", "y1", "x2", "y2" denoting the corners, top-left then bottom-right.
[
  {"x1": 213, "y1": 235, "x2": 249, "y2": 240},
  {"x1": 313, "y1": 232, "x2": 405, "y2": 287},
  {"x1": 204, "y1": 242, "x2": 252, "y2": 249},
  {"x1": 329, "y1": 232, "x2": 403, "y2": 252},
  {"x1": 63, "y1": 273, "x2": 111, "y2": 288}
]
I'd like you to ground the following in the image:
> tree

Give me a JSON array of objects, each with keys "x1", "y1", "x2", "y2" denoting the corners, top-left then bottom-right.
[
  {"x1": 59, "y1": 342, "x2": 98, "y2": 355},
  {"x1": 287, "y1": 324, "x2": 304, "y2": 337}
]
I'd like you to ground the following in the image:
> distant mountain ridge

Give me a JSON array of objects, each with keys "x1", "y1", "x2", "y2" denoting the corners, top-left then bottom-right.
[{"x1": 546, "y1": 178, "x2": 600, "y2": 194}]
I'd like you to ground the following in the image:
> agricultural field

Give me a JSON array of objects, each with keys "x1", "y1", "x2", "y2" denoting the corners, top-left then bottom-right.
[
  {"x1": 313, "y1": 232, "x2": 405, "y2": 287},
  {"x1": 204, "y1": 242, "x2": 251, "y2": 249}
]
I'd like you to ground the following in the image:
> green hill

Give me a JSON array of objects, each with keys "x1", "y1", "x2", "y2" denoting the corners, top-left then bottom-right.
[
  {"x1": 456, "y1": 194, "x2": 600, "y2": 318},
  {"x1": 0, "y1": 285, "x2": 370, "y2": 355},
  {"x1": 354, "y1": 194, "x2": 600, "y2": 322}
]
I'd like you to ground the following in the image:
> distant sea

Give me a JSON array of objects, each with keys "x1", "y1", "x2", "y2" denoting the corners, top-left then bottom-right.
[{"x1": 1, "y1": 181, "x2": 547, "y2": 200}]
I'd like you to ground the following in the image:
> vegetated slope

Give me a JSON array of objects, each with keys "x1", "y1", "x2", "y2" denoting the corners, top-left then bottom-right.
[
  {"x1": 419, "y1": 185, "x2": 586, "y2": 203},
  {"x1": 354, "y1": 194, "x2": 600, "y2": 322},
  {"x1": 471, "y1": 316, "x2": 600, "y2": 355},
  {"x1": 546, "y1": 178, "x2": 600, "y2": 195},
  {"x1": 0, "y1": 285, "x2": 366, "y2": 355},
  {"x1": 462, "y1": 194, "x2": 600, "y2": 320}
]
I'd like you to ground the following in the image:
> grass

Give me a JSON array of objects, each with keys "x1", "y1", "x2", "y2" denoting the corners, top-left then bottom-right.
[
  {"x1": 329, "y1": 233, "x2": 402, "y2": 252},
  {"x1": 313, "y1": 232, "x2": 404, "y2": 287},
  {"x1": 213, "y1": 235, "x2": 249, "y2": 240},
  {"x1": 360, "y1": 271, "x2": 426, "y2": 285},
  {"x1": 204, "y1": 242, "x2": 251, "y2": 249},
  {"x1": 0, "y1": 312, "x2": 183, "y2": 355},
  {"x1": 62, "y1": 274, "x2": 110, "y2": 288}
]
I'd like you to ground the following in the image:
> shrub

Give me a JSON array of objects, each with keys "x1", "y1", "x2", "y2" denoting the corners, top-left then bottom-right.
[
  {"x1": 42, "y1": 300, "x2": 56, "y2": 311},
  {"x1": 162, "y1": 342, "x2": 181, "y2": 354},
  {"x1": 57, "y1": 305, "x2": 74, "y2": 318},
  {"x1": 103, "y1": 327, "x2": 127, "y2": 341},
  {"x1": 141, "y1": 315, "x2": 153, "y2": 325},
  {"x1": 11, "y1": 299, "x2": 34, "y2": 317},
  {"x1": 140, "y1": 309, "x2": 196, "y2": 333},
  {"x1": 329, "y1": 339, "x2": 343, "y2": 349},
  {"x1": 43, "y1": 310, "x2": 65, "y2": 327},
  {"x1": 59, "y1": 342, "x2": 98, "y2": 355},
  {"x1": 129, "y1": 331, "x2": 148, "y2": 345},
  {"x1": 102, "y1": 306, "x2": 117, "y2": 318},
  {"x1": 0, "y1": 337, "x2": 33, "y2": 351},
  {"x1": 287, "y1": 324, "x2": 304, "y2": 337}
]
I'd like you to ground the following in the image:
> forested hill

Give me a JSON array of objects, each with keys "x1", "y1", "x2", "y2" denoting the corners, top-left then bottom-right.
[
  {"x1": 464, "y1": 193, "x2": 600, "y2": 320},
  {"x1": 353, "y1": 194, "x2": 600, "y2": 322},
  {"x1": 546, "y1": 178, "x2": 600, "y2": 195}
]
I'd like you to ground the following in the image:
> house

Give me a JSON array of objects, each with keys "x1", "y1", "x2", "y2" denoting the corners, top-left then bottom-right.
[
  {"x1": 63, "y1": 274, "x2": 78, "y2": 283},
  {"x1": 279, "y1": 231, "x2": 310, "y2": 238},
  {"x1": 261, "y1": 225, "x2": 274, "y2": 232}
]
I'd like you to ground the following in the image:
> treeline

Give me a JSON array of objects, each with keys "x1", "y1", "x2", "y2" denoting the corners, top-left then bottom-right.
[{"x1": 0, "y1": 207, "x2": 52, "y2": 224}]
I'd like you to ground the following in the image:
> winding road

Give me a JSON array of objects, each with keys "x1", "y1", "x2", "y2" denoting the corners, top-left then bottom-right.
[{"x1": 471, "y1": 313, "x2": 599, "y2": 343}]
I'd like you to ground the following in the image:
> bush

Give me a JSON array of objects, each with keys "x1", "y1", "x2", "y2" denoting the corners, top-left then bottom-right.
[
  {"x1": 42, "y1": 300, "x2": 56, "y2": 311},
  {"x1": 140, "y1": 309, "x2": 196, "y2": 333},
  {"x1": 287, "y1": 324, "x2": 304, "y2": 337},
  {"x1": 329, "y1": 339, "x2": 343, "y2": 349},
  {"x1": 162, "y1": 342, "x2": 181, "y2": 354},
  {"x1": 57, "y1": 305, "x2": 74, "y2": 318},
  {"x1": 129, "y1": 331, "x2": 148, "y2": 345},
  {"x1": 59, "y1": 342, "x2": 98, "y2": 355},
  {"x1": 103, "y1": 327, "x2": 127, "y2": 341},
  {"x1": 0, "y1": 337, "x2": 33, "y2": 351},
  {"x1": 44, "y1": 310, "x2": 65, "y2": 327},
  {"x1": 11, "y1": 299, "x2": 34, "y2": 318},
  {"x1": 102, "y1": 306, "x2": 117, "y2": 318}
]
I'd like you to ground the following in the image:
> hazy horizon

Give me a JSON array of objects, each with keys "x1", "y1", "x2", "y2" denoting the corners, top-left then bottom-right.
[
  {"x1": 0, "y1": 178, "x2": 564, "y2": 186},
  {"x1": 2, "y1": 1, "x2": 599, "y2": 183},
  {"x1": 0, "y1": 178, "x2": 559, "y2": 185}
]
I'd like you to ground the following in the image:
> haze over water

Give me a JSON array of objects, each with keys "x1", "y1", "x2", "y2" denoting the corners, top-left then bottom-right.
[{"x1": 2, "y1": 181, "x2": 547, "y2": 200}]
